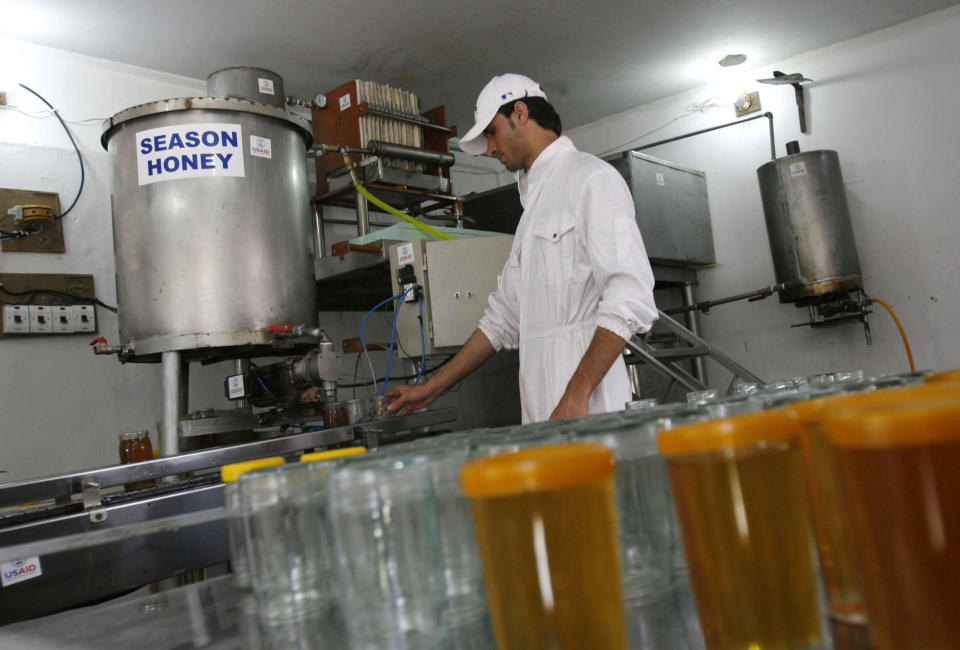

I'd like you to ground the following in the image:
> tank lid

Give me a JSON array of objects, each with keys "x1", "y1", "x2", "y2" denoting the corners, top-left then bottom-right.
[{"x1": 100, "y1": 96, "x2": 312, "y2": 150}]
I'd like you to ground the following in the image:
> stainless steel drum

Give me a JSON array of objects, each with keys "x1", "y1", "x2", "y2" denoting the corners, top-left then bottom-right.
[
  {"x1": 757, "y1": 150, "x2": 863, "y2": 303},
  {"x1": 102, "y1": 97, "x2": 316, "y2": 360},
  {"x1": 206, "y1": 67, "x2": 286, "y2": 108}
]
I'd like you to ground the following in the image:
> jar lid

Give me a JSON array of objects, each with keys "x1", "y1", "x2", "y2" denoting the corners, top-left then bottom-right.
[
  {"x1": 785, "y1": 384, "x2": 960, "y2": 425},
  {"x1": 658, "y1": 410, "x2": 802, "y2": 456},
  {"x1": 300, "y1": 447, "x2": 366, "y2": 462},
  {"x1": 220, "y1": 456, "x2": 285, "y2": 482},
  {"x1": 925, "y1": 369, "x2": 960, "y2": 385},
  {"x1": 460, "y1": 443, "x2": 613, "y2": 498},
  {"x1": 119, "y1": 430, "x2": 146, "y2": 440},
  {"x1": 821, "y1": 393, "x2": 960, "y2": 448}
]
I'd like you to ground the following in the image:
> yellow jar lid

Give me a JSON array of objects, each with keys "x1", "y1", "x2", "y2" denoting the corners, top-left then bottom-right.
[
  {"x1": 658, "y1": 410, "x2": 802, "y2": 457},
  {"x1": 220, "y1": 456, "x2": 285, "y2": 483},
  {"x1": 300, "y1": 447, "x2": 366, "y2": 462},
  {"x1": 786, "y1": 384, "x2": 960, "y2": 425},
  {"x1": 821, "y1": 393, "x2": 960, "y2": 448},
  {"x1": 925, "y1": 369, "x2": 960, "y2": 385},
  {"x1": 460, "y1": 443, "x2": 613, "y2": 498}
]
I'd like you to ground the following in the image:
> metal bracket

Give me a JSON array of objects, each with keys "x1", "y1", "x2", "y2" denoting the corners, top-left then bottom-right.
[{"x1": 81, "y1": 477, "x2": 107, "y2": 524}]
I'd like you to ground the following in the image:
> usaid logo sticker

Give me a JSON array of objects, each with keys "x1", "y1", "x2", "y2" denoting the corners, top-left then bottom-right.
[
  {"x1": 397, "y1": 243, "x2": 415, "y2": 266},
  {"x1": 250, "y1": 135, "x2": 272, "y2": 159},
  {"x1": 136, "y1": 123, "x2": 245, "y2": 186},
  {"x1": 2, "y1": 556, "x2": 42, "y2": 587}
]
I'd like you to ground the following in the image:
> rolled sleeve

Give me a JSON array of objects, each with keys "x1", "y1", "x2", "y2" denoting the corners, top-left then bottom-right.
[
  {"x1": 580, "y1": 167, "x2": 658, "y2": 340},
  {"x1": 477, "y1": 254, "x2": 521, "y2": 351}
]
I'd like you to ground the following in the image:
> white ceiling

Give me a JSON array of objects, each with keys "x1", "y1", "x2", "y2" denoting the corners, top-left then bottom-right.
[{"x1": 2, "y1": 0, "x2": 957, "y2": 132}]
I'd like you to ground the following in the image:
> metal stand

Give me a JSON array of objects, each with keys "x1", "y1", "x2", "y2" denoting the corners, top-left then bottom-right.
[{"x1": 626, "y1": 310, "x2": 763, "y2": 393}]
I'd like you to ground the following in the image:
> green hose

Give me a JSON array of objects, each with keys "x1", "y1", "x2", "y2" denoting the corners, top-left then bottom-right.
[{"x1": 354, "y1": 183, "x2": 455, "y2": 241}]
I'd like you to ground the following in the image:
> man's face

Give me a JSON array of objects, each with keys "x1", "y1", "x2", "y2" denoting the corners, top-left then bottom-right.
[{"x1": 484, "y1": 111, "x2": 524, "y2": 172}]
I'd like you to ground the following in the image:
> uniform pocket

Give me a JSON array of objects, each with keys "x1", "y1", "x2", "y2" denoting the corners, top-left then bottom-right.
[{"x1": 531, "y1": 216, "x2": 577, "y2": 285}]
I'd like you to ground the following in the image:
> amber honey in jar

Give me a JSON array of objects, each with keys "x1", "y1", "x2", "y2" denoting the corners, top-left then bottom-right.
[
  {"x1": 322, "y1": 401, "x2": 349, "y2": 428},
  {"x1": 820, "y1": 388, "x2": 960, "y2": 650},
  {"x1": 118, "y1": 430, "x2": 156, "y2": 491},
  {"x1": 658, "y1": 410, "x2": 825, "y2": 650},
  {"x1": 460, "y1": 443, "x2": 627, "y2": 650},
  {"x1": 785, "y1": 384, "x2": 959, "y2": 650}
]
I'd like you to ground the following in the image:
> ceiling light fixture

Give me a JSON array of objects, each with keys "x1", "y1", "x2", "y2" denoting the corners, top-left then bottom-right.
[{"x1": 718, "y1": 53, "x2": 747, "y2": 67}]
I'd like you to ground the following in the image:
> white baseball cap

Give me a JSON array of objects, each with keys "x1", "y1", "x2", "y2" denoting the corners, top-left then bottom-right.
[{"x1": 458, "y1": 73, "x2": 548, "y2": 155}]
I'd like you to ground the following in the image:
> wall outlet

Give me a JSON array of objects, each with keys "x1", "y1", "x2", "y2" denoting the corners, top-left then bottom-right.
[
  {"x1": 28, "y1": 305, "x2": 53, "y2": 333},
  {"x1": 2, "y1": 305, "x2": 30, "y2": 333},
  {"x1": 74, "y1": 305, "x2": 96, "y2": 332}
]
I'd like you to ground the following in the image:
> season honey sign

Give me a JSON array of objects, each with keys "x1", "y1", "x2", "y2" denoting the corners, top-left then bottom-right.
[{"x1": 136, "y1": 123, "x2": 245, "y2": 185}]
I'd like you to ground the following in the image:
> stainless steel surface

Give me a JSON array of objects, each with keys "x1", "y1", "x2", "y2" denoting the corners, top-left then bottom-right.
[
  {"x1": 179, "y1": 409, "x2": 259, "y2": 438},
  {"x1": 312, "y1": 201, "x2": 325, "y2": 259},
  {"x1": 356, "y1": 190, "x2": 370, "y2": 236},
  {"x1": 290, "y1": 341, "x2": 340, "y2": 385},
  {"x1": 682, "y1": 282, "x2": 706, "y2": 384},
  {"x1": 327, "y1": 156, "x2": 450, "y2": 193},
  {"x1": 607, "y1": 152, "x2": 716, "y2": 266},
  {"x1": 162, "y1": 351, "x2": 181, "y2": 456},
  {"x1": 388, "y1": 236, "x2": 514, "y2": 355},
  {"x1": 757, "y1": 150, "x2": 863, "y2": 303},
  {"x1": 206, "y1": 66, "x2": 285, "y2": 108},
  {"x1": 0, "y1": 409, "x2": 455, "y2": 508},
  {"x1": 102, "y1": 98, "x2": 317, "y2": 359},
  {"x1": 0, "y1": 483, "x2": 228, "y2": 625},
  {"x1": 0, "y1": 574, "x2": 240, "y2": 648}
]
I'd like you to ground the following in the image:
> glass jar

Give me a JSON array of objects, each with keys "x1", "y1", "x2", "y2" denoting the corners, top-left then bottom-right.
[
  {"x1": 118, "y1": 430, "x2": 155, "y2": 491},
  {"x1": 820, "y1": 386, "x2": 960, "y2": 650},
  {"x1": 324, "y1": 455, "x2": 444, "y2": 649},
  {"x1": 461, "y1": 443, "x2": 627, "y2": 650},
  {"x1": 570, "y1": 420, "x2": 676, "y2": 604},
  {"x1": 322, "y1": 401, "x2": 349, "y2": 428},
  {"x1": 239, "y1": 459, "x2": 350, "y2": 648},
  {"x1": 659, "y1": 410, "x2": 826, "y2": 650},
  {"x1": 344, "y1": 398, "x2": 364, "y2": 424}
]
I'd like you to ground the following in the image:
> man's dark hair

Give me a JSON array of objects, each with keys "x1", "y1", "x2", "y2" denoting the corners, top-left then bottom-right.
[{"x1": 498, "y1": 97, "x2": 562, "y2": 136}]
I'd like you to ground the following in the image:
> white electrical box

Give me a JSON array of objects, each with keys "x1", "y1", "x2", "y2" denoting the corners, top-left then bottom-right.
[
  {"x1": 388, "y1": 235, "x2": 513, "y2": 357},
  {"x1": 1, "y1": 304, "x2": 97, "y2": 335}
]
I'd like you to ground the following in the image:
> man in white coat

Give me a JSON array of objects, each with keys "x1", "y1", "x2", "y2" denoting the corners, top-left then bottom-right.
[{"x1": 387, "y1": 73, "x2": 657, "y2": 423}]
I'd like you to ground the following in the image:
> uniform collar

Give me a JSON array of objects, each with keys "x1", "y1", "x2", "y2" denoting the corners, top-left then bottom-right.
[{"x1": 516, "y1": 136, "x2": 575, "y2": 207}]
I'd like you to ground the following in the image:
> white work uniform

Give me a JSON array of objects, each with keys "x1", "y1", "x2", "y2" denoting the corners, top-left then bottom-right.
[{"x1": 478, "y1": 136, "x2": 657, "y2": 423}]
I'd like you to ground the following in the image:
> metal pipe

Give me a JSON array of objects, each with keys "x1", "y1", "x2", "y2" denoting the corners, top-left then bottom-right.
[
  {"x1": 355, "y1": 191, "x2": 370, "y2": 237},
  {"x1": 633, "y1": 112, "x2": 776, "y2": 160},
  {"x1": 682, "y1": 282, "x2": 706, "y2": 385},
  {"x1": 664, "y1": 283, "x2": 785, "y2": 315},
  {"x1": 311, "y1": 201, "x2": 326, "y2": 259},
  {"x1": 366, "y1": 140, "x2": 456, "y2": 167},
  {"x1": 161, "y1": 351, "x2": 181, "y2": 457},
  {"x1": 234, "y1": 359, "x2": 250, "y2": 409}
]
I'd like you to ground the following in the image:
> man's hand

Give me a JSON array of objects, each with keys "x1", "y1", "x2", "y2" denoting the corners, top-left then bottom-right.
[
  {"x1": 549, "y1": 326, "x2": 627, "y2": 421},
  {"x1": 385, "y1": 380, "x2": 442, "y2": 416},
  {"x1": 549, "y1": 390, "x2": 590, "y2": 420}
]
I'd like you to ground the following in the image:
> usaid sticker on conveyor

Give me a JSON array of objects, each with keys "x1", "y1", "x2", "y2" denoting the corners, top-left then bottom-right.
[
  {"x1": 136, "y1": 123, "x2": 245, "y2": 186},
  {"x1": 2, "y1": 556, "x2": 42, "y2": 587}
]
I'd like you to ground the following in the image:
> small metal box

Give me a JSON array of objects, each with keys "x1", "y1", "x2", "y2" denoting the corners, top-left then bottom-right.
[
  {"x1": 607, "y1": 151, "x2": 716, "y2": 266},
  {"x1": 388, "y1": 235, "x2": 514, "y2": 356}
]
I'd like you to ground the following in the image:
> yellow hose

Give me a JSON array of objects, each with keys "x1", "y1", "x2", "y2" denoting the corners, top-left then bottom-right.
[
  {"x1": 870, "y1": 298, "x2": 915, "y2": 372},
  {"x1": 354, "y1": 183, "x2": 455, "y2": 241}
]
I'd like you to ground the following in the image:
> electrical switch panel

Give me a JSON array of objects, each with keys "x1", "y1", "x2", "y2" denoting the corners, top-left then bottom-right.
[{"x1": 1, "y1": 304, "x2": 96, "y2": 335}]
